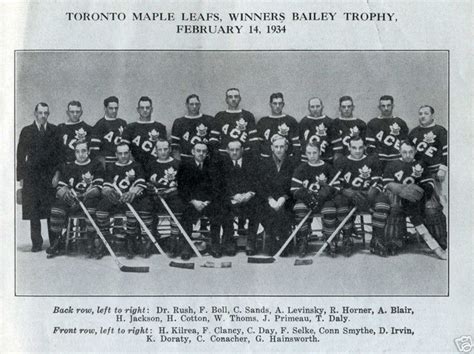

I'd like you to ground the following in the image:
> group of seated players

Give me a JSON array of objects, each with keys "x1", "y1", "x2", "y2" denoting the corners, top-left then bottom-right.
[{"x1": 44, "y1": 89, "x2": 448, "y2": 261}]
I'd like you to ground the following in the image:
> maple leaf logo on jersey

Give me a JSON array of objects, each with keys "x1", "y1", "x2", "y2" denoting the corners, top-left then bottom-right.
[
  {"x1": 315, "y1": 123, "x2": 327, "y2": 137},
  {"x1": 196, "y1": 123, "x2": 208, "y2": 137},
  {"x1": 125, "y1": 169, "x2": 136, "y2": 182},
  {"x1": 350, "y1": 126, "x2": 360, "y2": 137},
  {"x1": 358, "y1": 165, "x2": 371, "y2": 178},
  {"x1": 82, "y1": 171, "x2": 93, "y2": 184},
  {"x1": 389, "y1": 123, "x2": 401, "y2": 136},
  {"x1": 278, "y1": 123, "x2": 290, "y2": 136},
  {"x1": 423, "y1": 131, "x2": 436, "y2": 144},
  {"x1": 148, "y1": 129, "x2": 160, "y2": 142},
  {"x1": 164, "y1": 167, "x2": 177, "y2": 182},
  {"x1": 411, "y1": 164, "x2": 424, "y2": 178},
  {"x1": 236, "y1": 118, "x2": 247, "y2": 132},
  {"x1": 75, "y1": 128, "x2": 87, "y2": 141},
  {"x1": 316, "y1": 173, "x2": 328, "y2": 184}
]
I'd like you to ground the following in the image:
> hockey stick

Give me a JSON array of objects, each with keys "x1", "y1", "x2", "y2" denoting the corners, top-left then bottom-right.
[
  {"x1": 112, "y1": 185, "x2": 195, "y2": 269},
  {"x1": 71, "y1": 190, "x2": 149, "y2": 273},
  {"x1": 248, "y1": 171, "x2": 341, "y2": 264},
  {"x1": 159, "y1": 196, "x2": 231, "y2": 269}
]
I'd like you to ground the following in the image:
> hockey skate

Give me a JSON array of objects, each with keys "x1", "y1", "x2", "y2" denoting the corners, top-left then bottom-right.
[
  {"x1": 297, "y1": 237, "x2": 308, "y2": 258},
  {"x1": 342, "y1": 236, "x2": 354, "y2": 257},
  {"x1": 370, "y1": 237, "x2": 388, "y2": 257},
  {"x1": 46, "y1": 237, "x2": 62, "y2": 259}
]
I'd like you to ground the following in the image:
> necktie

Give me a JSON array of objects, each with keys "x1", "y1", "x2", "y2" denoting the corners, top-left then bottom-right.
[{"x1": 40, "y1": 124, "x2": 45, "y2": 136}]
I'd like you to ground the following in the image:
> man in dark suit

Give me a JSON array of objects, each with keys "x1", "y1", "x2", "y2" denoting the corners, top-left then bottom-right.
[
  {"x1": 17, "y1": 102, "x2": 60, "y2": 252},
  {"x1": 258, "y1": 134, "x2": 297, "y2": 255},
  {"x1": 177, "y1": 142, "x2": 227, "y2": 259},
  {"x1": 221, "y1": 140, "x2": 260, "y2": 256}
]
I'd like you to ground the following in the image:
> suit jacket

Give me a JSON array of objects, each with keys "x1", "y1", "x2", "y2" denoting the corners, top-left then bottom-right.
[
  {"x1": 17, "y1": 122, "x2": 60, "y2": 219},
  {"x1": 221, "y1": 155, "x2": 259, "y2": 198},
  {"x1": 257, "y1": 155, "x2": 297, "y2": 201}
]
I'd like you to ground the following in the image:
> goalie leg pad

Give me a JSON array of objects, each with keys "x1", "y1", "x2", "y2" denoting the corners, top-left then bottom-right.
[
  {"x1": 372, "y1": 193, "x2": 390, "y2": 233},
  {"x1": 423, "y1": 208, "x2": 447, "y2": 250},
  {"x1": 293, "y1": 201, "x2": 311, "y2": 235},
  {"x1": 50, "y1": 203, "x2": 68, "y2": 235},
  {"x1": 334, "y1": 194, "x2": 353, "y2": 234},
  {"x1": 321, "y1": 200, "x2": 337, "y2": 238}
]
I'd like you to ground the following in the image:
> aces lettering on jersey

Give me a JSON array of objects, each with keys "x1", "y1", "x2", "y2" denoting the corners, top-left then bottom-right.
[
  {"x1": 68, "y1": 175, "x2": 93, "y2": 193},
  {"x1": 343, "y1": 171, "x2": 371, "y2": 188},
  {"x1": 393, "y1": 170, "x2": 416, "y2": 185},
  {"x1": 412, "y1": 137, "x2": 438, "y2": 158},
  {"x1": 103, "y1": 130, "x2": 122, "y2": 145},
  {"x1": 375, "y1": 131, "x2": 400, "y2": 150},
  {"x1": 222, "y1": 123, "x2": 248, "y2": 143},
  {"x1": 113, "y1": 173, "x2": 134, "y2": 191}
]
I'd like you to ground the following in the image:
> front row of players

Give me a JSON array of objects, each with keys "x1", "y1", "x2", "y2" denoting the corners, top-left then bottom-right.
[{"x1": 47, "y1": 135, "x2": 447, "y2": 261}]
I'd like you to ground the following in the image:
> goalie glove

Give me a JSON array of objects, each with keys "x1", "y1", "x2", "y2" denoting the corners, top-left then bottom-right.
[
  {"x1": 102, "y1": 186, "x2": 120, "y2": 204},
  {"x1": 57, "y1": 186, "x2": 75, "y2": 206},
  {"x1": 400, "y1": 184, "x2": 424, "y2": 203},
  {"x1": 295, "y1": 189, "x2": 318, "y2": 209}
]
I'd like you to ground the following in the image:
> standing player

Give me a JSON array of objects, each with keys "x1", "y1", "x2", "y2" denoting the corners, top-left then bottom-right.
[
  {"x1": 47, "y1": 140, "x2": 103, "y2": 258},
  {"x1": 171, "y1": 94, "x2": 213, "y2": 162},
  {"x1": 146, "y1": 139, "x2": 185, "y2": 259},
  {"x1": 332, "y1": 96, "x2": 367, "y2": 160},
  {"x1": 299, "y1": 97, "x2": 338, "y2": 163},
  {"x1": 90, "y1": 96, "x2": 127, "y2": 166},
  {"x1": 383, "y1": 140, "x2": 447, "y2": 259},
  {"x1": 95, "y1": 142, "x2": 152, "y2": 259},
  {"x1": 257, "y1": 92, "x2": 301, "y2": 160},
  {"x1": 121, "y1": 96, "x2": 167, "y2": 169},
  {"x1": 366, "y1": 95, "x2": 409, "y2": 167},
  {"x1": 408, "y1": 105, "x2": 448, "y2": 207},
  {"x1": 209, "y1": 88, "x2": 259, "y2": 159},
  {"x1": 335, "y1": 136, "x2": 391, "y2": 257},
  {"x1": 291, "y1": 142, "x2": 343, "y2": 257},
  {"x1": 56, "y1": 101, "x2": 93, "y2": 165}
]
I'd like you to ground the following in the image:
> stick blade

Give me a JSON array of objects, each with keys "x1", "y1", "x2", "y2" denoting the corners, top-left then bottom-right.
[
  {"x1": 169, "y1": 261, "x2": 195, "y2": 270},
  {"x1": 120, "y1": 265, "x2": 150, "y2": 273},
  {"x1": 294, "y1": 259, "x2": 313, "y2": 266},
  {"x1": 247, "y1": 256, "x2": 275, "y2": 264}
]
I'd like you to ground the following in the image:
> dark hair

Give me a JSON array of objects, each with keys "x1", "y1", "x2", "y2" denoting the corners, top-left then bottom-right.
[
  {"x1": 34, "y1": 102, "x2": 49, "y2": 112},
  {"x1": 73, "y1": 139, "x2": 89, "y2": 149},
  {"x1": 270, "y1": 92, "x2": 284, "y2": 103},
  {"x1": 186, "y1": 94, "x2": 200, "y2": 104},
  {"x1": 419, "y1": 105, "x2": 435, "y2": 114},
  {"x1": 225, "y1": 88, "x2": 240, "y2": 98},
  {"x1": 400, "y1": 139, "x2": 415, "y2": 150},
  {"x1": 103, "y1": 96, "x2": 119, "y2": 107},
  {"x1": 67, "y1": 100, "x2": 82, "y2": 110},
  {"x1": 137, "y1": 96, "x2": 152, "y2": 107},
  {"x1": 339, "y1": 96, "x2": 353, "y2": 105},
  {"x1": 116, "y1": 141, "x2": 130, "y2": 150},
  {"x1": 306, "y1": 141, "x2": 321, "y2": 151},
  {"x1": 349, "y1": 136, "x2": 365, "y2": 145},
  {"x1": 155, "y1": 138, "x2": 171, "y2": 147},
  {"x1": 379, "y1": 95, "x2": 394, "y2": 104}
]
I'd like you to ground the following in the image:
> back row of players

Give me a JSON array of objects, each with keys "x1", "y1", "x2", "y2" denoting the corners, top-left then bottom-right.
[{"x1": 33, "y1": 89, "x2": 448, "y2": 260}]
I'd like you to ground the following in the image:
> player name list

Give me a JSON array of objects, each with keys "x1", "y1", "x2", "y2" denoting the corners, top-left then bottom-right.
[{"x1": 50, "y1": 304, "x2": 416, "y2": 345}]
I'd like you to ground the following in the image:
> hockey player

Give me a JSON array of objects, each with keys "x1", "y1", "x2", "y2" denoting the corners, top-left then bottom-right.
[
  {"x1": 90, "y1": 96, "x2": 127, "y2": 166},
  {"x1": 257, "y1": 135, "x2": 297, "y2": 255},
  {"x1": 56, "y1": 101, "x2": 93, "y2": 165},
  {"x1": 209, "y1": 88, "x2": 259, "y2": 159},
  {"x1": 146, "y1": 139, "x2": 185, "y2": 259},
  {"x1": 291, "y1": 142, "x2": 343, "y2": 257},
  {"x1": 221, "y1": 140, "x2": 260, "y2": 256},
  {"x1": 177, "y1": 142, "x2": 228, "y2": 258},
  {"x1": 121, "y1": 96, "x2": 167, "y2": 169},
  {"x1": 334, "y1": 136, "x2": 391, "y2": 256},
  {"x1": 332, "y1": 96, "x2": 367, "y2": 160},
  {"x1": 408, "y1": 105, "x2": 448, "y2": 207},
  {"x1": 95, "y1": 142, "x2": 153, "y2": 259},
  {"x1": 47, "y1": 140, "x2": 103, "y2": 258},
  {"x1": 383, "y1": 140, "x2": 447, "y2": 259},
  {"x1": 257, "y1": 92, "x2": 301, "y2": 160},
  {"x1": 299, "y1": 97, "x2": 338, "y2": 163},
  {"x1": 171, "y1": 94, "x2": 213, "y2": 162},
  {"x1": 366, "y1": 95, "x2": 409, "y2": 167}
]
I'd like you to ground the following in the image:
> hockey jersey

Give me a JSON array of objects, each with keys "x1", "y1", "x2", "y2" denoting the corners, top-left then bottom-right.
[
  {"x1": 299, "y1": 115, "x2": 337, "y2": 162},
  {"x1": 332, "y1": 118, "x2": 367, "y2": 156},
  {"x1": 147, "y1": 158, "x2": 180, "y2": 190},
  {"x1": 56, "y1": 120, "x2": 93, "y2": 164},
  {"x1": 103, "y1": 160, "x2": 146, "y2": 193},
  {"x1": 209, "y1": 110, "x2": 259, "y2": 153},
  {"x1": 171, "y1": 115, "x2": 213, "y2": 159},
  {"x1": 57, "y1": 158, "x2": 104, "y2": 193},
  {"x1": 408, "y1": 124, "x2": 447, "y2": 174},
  {"x1": 334, "y1": 154, "x2": 382, "y2": 191},
  {"x1": 257, "y1": 115, "x2": 300, "y2": 158},
  {"x1": 90, "y1": 117, "x2": 127, "y2": 163},
  {"x1": 291, "y1": 161, "x2": 338, "y2": 197},
  {"x1": 366, "y1": 117, "x2": 409, "y2": 162},
  {"x1": 121, "y1": 121, "x2": 167, "y2": 167},
  {"x1": 383, "y1": 159, "x2": 434, "y2": 188}
]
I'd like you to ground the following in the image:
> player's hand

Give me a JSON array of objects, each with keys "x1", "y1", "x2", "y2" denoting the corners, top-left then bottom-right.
[
  {"x1": 83, "y1": 186, "x2": 100, "y2": 200},
  {"x1": 103, "y1": 187, "x2": 120, "y2": 204},
  {"x1": 436, "y1": 169, "x2": 446, "y2": 182},
  {"x1": 121, "y1": 191, "x2": 137, "y2": 204},
  {"x1": 191, "y1": 200, "x2": 207, "y2": 212},
  {"x1": 129, "y1": 186, "x2": 143, "y2": 196},
  {"x1": 399, "y1": 184, "x2": 424, "y2": 203}
]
